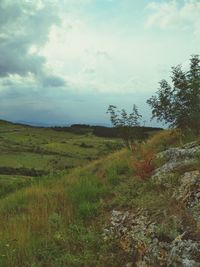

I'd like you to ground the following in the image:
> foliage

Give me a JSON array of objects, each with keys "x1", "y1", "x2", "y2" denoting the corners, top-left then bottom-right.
[
  {"x1": 133, "y1": 149, "x2": 156, "y2": 180},
  {"x1": 107, "y1": 104, "x2": 142, "y2": 127},
  {"x1": 147, "y1": 55, "x2": 200, "y2": 132},
  {"x1": 0, "y1": 122, "x2": 200, "y2": 266},
  {"x1": 53, "y1": 124, "x2": 162, "y2": 139},
  {"x1": 106, "y1": 104, "x2": 146, "y2": 150}
]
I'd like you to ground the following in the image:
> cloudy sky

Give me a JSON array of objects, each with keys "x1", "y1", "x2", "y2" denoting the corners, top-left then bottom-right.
[{"x1": 0, "y1": 0, "x2": 199, "y2": 126}]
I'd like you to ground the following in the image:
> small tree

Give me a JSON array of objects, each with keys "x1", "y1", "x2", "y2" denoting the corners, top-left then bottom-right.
[
  {"x1": 107, "y1": 104, "x2": 144, "y2": 150},
  {"x1": 147, "y1": 55, "x2": 200, "y2": 133}
]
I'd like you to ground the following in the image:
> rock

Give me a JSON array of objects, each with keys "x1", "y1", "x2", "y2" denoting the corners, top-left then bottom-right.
[
  {"x1": 153, "y1": 143, "x2": 200, "y2": 177},
  {"x1": 103, "y1": 207, "x2": 200, "y2": 266},
  {"x1": 182, "y1": 141, "x2": 200, "y2": 149},
  {"x1": 175, "y1": 171, "x2": 200, "y2": 208},
  {"x1": 158, "y1": 146, "x2": 200, "y2": 161},
  {"x1": 153, "y1": 160, "x2": 196, "y2": 177},
  {"x1": 103, "y1": 141, "x2": 200, "y2": 266}
]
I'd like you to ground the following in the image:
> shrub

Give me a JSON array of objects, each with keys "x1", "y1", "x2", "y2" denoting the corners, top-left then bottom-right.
[
  {"x1": 147, "y1": 55, "x2": 200, "y2": 133},
  {"x1": 134, "y1": 159, "x2": 154, "y2": 180},
  {"x1": 133, "y1": 148, "x2": 156, "y2": 180}
]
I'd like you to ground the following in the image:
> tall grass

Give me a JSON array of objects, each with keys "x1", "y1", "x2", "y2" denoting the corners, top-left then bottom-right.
[
  {"x1": 0, "y1": 129, "x2": 199, "y2": 266},
  {"x1": 68, "y1": 171, "x2": 106, "y2": 220},
  {"x1": 0, "y1": 163, "x2": 110, "y2": 266}
]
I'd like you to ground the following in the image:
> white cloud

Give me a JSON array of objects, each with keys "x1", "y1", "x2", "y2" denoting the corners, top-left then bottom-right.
[
  {"x1": 40, "y1": 14, "x2": 163, "y2": 94},
  {"x1": 1, "y1": 0, "x2": 200, "y2": 124},
  {"x1": 146, "y1": 0, "x2": 200, "y2": 37}
]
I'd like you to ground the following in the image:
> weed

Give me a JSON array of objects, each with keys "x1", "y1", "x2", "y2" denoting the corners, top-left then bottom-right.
[
  {"x1": 156, "y1": 216, "x2": 181, "y2": 242},
  {"x1": 133, "y1": 148, "x2": 156, "y2": 180},
  {"x1": 48, "y1": 212, "x2": 63, "y2": 229},
  {"x1": 107, "y1": 167, "x2": 120, "y2": 186}
]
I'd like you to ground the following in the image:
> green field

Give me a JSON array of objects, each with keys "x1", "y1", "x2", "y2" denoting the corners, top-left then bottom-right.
[
  {"x1": 1, "y1": 120, "x2": 200, "y2": 266},
  {"x1": 0, "y1": 120, "x2": 121, "y2": 197}
]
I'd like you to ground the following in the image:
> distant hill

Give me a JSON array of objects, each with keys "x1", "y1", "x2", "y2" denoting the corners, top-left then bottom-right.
[
  {"x1": 52, "y1": 124, "x2": 163, "y2": 138},
  {"x1": 14, "y1": 120, "x2": 59, "y2": 127}
]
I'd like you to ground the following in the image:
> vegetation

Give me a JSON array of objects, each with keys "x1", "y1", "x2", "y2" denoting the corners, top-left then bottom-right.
[
  {"x1": 0, "y1": 121, "x2": 199, "y2": 266},
  {"x1": 53, "y1": 123, "x2": 162, "y2": 138},
  {"x1": 0, "y1": 120, "x2": 120, "y2": 198},
  {"x1": 0, "y1": 55, "x2": 200, "y2": 266},
  {"x1": 106, "y1": 104, "x2": 147, "y2": 150},
  {"x1": 147, "y1": 55, "x2": 200, "y2": 133}
]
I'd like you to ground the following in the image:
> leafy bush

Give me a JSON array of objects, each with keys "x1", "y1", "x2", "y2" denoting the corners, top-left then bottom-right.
[
  {"x1": 133, "y1": 148, "x2": 156, "y2": 180},
  {"x1": 147, "y1": 55, "x2": 200, "y2": 133},
  {"x1": 134, "y1": 158, "x2": 154, "y2": 180}
]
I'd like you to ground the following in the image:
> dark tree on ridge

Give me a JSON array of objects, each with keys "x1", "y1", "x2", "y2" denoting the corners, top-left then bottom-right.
[
  {"x1": 107, "y1": 105, "x2": 144, "y2": 150},
  {"x1": 147, "y1": 55, "x2": 200, "y2": 133}
]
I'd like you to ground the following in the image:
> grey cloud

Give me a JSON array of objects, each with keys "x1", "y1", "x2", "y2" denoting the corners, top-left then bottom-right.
[
  {"x1": 0, "y1": 82, "x2": 156, "y2": 126},
  {"x1": 42, "y1": 75, "x2": 66, "y2": 87},
  {"x1": 0, "y1": 83, "x2": 39, "y2": 99},
  {"x1": 0, "y1": 0, "x2": 60, "y2": 77}
]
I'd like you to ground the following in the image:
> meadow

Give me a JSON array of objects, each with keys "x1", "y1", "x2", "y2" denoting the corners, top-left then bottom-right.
[
  {"x1": 0, "y1": 120, "x2": 199, "y2": 266},
  {"x1": 0, "y1": 120, "x2": 121, "y2": 198}
]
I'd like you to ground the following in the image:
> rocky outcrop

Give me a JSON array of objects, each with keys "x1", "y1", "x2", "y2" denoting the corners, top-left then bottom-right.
[
  {"x1": 153, "y1": 142, "x2": 200, "y2": 177},
  {"x1": 103, "y1": 141, "x2": 200, "y2": 266},
  {"x1": 175, "y1": 170, "x2": 200, "y2": 220},
  {"x1": 103, "y1": 208, "x2": 200, "y2": 266}
]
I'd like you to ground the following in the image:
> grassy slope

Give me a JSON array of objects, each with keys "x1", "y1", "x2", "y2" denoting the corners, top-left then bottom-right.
[
  {"x1": 0, "y1": 120, "x2": 120, "y2": 198},
  {"x1": 0, "y1": 126, "x2": 200, "y2": 266},
  {"x1": 0, "y1": 150, "x2": 131, "y2": 267},
  {"x1": 0, "y1": 120, "x2": 120, "y2": 169}
]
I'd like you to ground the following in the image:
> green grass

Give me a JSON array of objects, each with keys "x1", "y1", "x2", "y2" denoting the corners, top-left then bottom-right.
[
  {"x1": 0, "y1": 175, "x2": 33, "y2": 198},
  {"x1": 0, "y1": 121, "x2": 120, "y2": 198},
  {"x1": 0, "y1": 152, "x2": 53, "y2": 169},
  {"x1": 68, "y1": 171, "x2": 106, "y2": 220},
  {"x1": 0, "y1": 123, "x2": 200, "y2": 266}
]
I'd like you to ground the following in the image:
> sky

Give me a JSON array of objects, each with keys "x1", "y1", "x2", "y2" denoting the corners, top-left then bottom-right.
[{"x1": 0, "y1": 0, "x2": 199, "y2": 126}]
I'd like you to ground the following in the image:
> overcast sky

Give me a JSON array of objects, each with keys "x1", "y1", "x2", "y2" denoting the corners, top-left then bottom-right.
[{"x1": 0, "y1": 0, "x2": 199, "y2": 126}]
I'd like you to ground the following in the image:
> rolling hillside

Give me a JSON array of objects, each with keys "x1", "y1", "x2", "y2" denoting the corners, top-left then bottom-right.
[
  {"x1": 0, "y1": 120, "x2": 121, "y2": 198},
  {"x1": 0, "y1": 122, "x2": 200, "y2": 266}
]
